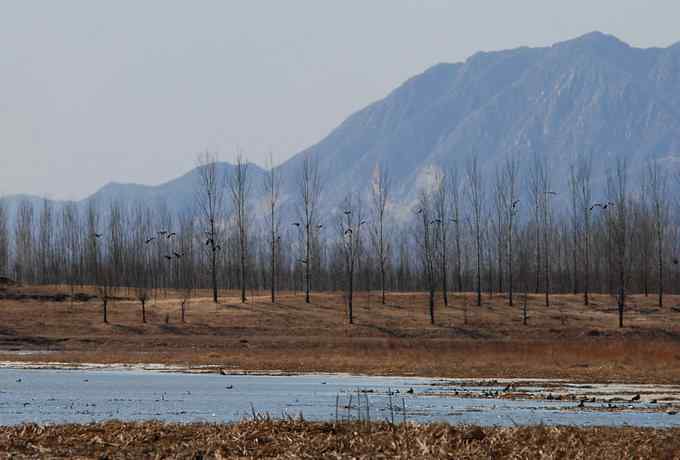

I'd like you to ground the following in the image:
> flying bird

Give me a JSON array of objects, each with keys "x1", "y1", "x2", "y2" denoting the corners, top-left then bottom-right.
[
  {"x1": 343, "y1": 210, "x2": 352, "y2": 215},
  {"x1": 416, "y1": 208, "x2": 423, "y2": 215},
  {"x1": 317, "y1": 224, "x2": 324, "y2": 229},
  {"x1": 360, "y1": 220, "x2": 367, "y2": 225},
  {"x1": 173, "y1": 252, "x2": 182, "y2": 259},
  {"x1": 589, "y1": 203, "x2": 603, "y2": 211},
  {"x1": 512, "y1": 200, "x2": 520, "y2": 208},
  {"x1": 292, "y1": 222, "x2": 301, "y2": 227},
  {"x1": 164, "y1": 255, "x2": 173, "y2": 261},
  {"x1": 93, "y1": 233, "x2": 102, "y2": 239},
  {"x1": 344, "y1": 228, "x2": 353, "y2": 235},
  {"x1": 167, "y1": 232, "x2": 176, "y2": 239},
  {"x1": 145, "y1": 237, "x2": 156, "y2": 244}
]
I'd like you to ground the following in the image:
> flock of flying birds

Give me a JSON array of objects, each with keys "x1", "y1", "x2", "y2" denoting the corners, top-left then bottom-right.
[
  {"x1": 410, "y1": 194, "x2": 616, "y2": 227},
  {"x1": 91, "y1": 229, "x2": 185, "y2": 261},
  {"x1": 88, "y1": 197, "x2": 620, "y2": 265}
]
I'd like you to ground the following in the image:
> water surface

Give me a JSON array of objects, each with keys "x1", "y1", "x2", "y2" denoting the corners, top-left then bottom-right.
[{"x1": 1, "y1": 369, "x2": 679, "y2": 427}]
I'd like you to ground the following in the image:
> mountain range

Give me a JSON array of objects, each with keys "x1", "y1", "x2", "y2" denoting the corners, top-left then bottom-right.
[{"x1": 3, "y1": 31, "x2": 680, "y2": 220}]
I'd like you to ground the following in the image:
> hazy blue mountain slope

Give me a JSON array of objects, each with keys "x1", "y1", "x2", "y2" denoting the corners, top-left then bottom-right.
[{"x1": 4, "y1": 32, "x2": 680, "y2": 221}]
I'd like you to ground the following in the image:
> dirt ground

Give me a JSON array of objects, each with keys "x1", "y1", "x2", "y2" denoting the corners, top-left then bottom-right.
[
  {"x1": 1, "y1": 285, "x2": 680, "y2": 383},
  {"x1": 2, "y1": 420, "x2": 679, "y2": 459}
]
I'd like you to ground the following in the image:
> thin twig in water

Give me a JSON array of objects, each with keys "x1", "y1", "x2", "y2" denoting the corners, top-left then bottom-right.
[
  {"x1": 335, "y1": 393, "x2": 339, "y2": 424},
  {"x1": 347, "y1": 394, "x2": 353, "y2": 422}
]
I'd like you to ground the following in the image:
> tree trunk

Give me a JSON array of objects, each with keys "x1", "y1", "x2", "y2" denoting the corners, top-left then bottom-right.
[
  {"x1": 211, "y1": 250, "x2": 218, "y2": 303},
  {"x1": 429, "y1": 286, "x2": 435, "y2": 325},
  {"x1": 348, "y1": 269, "x2": 353, "y2": 324}
]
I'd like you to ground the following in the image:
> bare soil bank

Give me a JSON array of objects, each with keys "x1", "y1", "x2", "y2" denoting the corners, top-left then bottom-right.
[{"x1": 1, "y1": 286, "x2": 680, "y2": 383}]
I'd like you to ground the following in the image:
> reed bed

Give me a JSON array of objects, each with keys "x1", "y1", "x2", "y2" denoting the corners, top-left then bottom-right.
[{"x1": 2, "y1": 420, "x2": 679, "y2": 459}]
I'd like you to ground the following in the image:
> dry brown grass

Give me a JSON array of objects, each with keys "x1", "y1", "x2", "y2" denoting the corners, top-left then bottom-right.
[
  {"x1": 1, "y1": 420, "x2": 679, "y2": 459},
  {"x1": 1, "y1": 285, "x2": 680, "y2": 383}
]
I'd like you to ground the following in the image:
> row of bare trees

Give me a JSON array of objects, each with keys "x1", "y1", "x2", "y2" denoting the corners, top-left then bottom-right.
[{"x1": 1, "y1": 153, "x2": 679, "y2": 326}]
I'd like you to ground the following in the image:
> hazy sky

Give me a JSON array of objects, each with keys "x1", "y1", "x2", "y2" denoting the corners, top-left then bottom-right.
[{"x1": 2, "y1": 1, "x2": 680, "y2": 200}]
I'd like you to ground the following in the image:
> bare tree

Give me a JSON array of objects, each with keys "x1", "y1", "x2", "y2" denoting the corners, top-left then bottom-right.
[
  {"x1": 433, "y1": 168, "x2": 451, "y2": 307},
  {"x1": 14, "y1": 199, "x2": 34, "y2": 283},
  {"x1": 0, "y1": 201, "x2": 9, "y2": 277},
  {"x1": 503, "y1": 156, "x2": 520, "y2": 306},
  {"x1": 228, "y1": 153, "x2": 250, "y2": 303},
  {"x1": 572, "y1": 154, "x2": 592, "y2": 305},
  {"x1": 339, "y1": 194, "x2": 366, "y2": 324},
  {"x1": 611, "y1": 159, "x2": 629, "y2": 328},
  {"x1": 370, "y1": 164, "x2": 391, "y2": 305},
  {"x1": 416, "y1": 190, "x2": 437, "y2": 324},
  {"x1": 466, "y1": 156, "x2": 484, "y2": 306},
  {"x1": 448, "y1": 167, "x2": 464, "y2": 293},
  {"x1": 263, "y1": 154, "x2": 282, "y2": 303},
  {"x1": 178, "y1": 210, "x2": 196, "y2": 322},
  {"x1": 492, "y1": 168, "x2": 506, "y2": 296},
  {"x1": 195, "y1": 151, "x2": 224, "y2": 303},
  {"x1": 297, "y1": 154, "x2": 322, "y2": 303},
  {"x1": 647, "y1": 160, "x2": 669, "y2": 308},
  {"x1": 529, "y1": 153, "x2": 554, "y2": 306}
]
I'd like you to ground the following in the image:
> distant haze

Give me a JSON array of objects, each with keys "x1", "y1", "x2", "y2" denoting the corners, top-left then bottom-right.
[{"x1": 1, "y1": 0, "x2": 680, "y2": 199}]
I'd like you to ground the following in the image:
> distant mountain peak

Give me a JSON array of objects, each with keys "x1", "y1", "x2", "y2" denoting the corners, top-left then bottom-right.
[{"x1": 553, "y1": 31, "x2": 631, "y2": 54}]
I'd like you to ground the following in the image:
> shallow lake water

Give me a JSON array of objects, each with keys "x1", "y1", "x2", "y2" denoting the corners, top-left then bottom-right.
[{"x1": 1, "y1": 368, "x2": 679, "y2": 427}]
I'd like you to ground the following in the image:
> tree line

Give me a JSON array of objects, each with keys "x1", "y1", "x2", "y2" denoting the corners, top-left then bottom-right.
[{"x1": 1, "y1": 152, "x2": 679, "y2": 326}]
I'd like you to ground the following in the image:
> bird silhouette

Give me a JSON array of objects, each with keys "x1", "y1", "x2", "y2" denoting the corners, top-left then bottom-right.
[
  {"x1": 159, "y1": 230, "x2": 168, "y2": 236},
  {"x1": 589, "y1": 203, "x2": 603, "y2": 211},
  {"x1": 292, "y1": 222, "x2": 301, "y2": 227},
  {"x1": 167, "y1": 232, "x2": 176, "y2": 239},
  {"x1": 512, "y1": 200, "x2": 520, "y2": 208},
  {"x1": 173, "y1": 252, "x2": 182, "y2": 259},
  {"x1": 416, "y1": 208, "x2": 423, "y2": 214},
  {"x1": 344, "y1": 228, "x2": 353, "y2": 235},
  {"x1": 360, "y1": 220, "x2": 367, "y2": 225},
  {"x1": 145, "y1": 237, "x2": 156, "y2": 244},
  {"x1": 93, "y1": 233, "x2": 102, "y2": 238},
  {"x1": 164, "y1": 255, "x2": 173, "y2": 261},
  {"x1": 317, "y1": 224, "x2": 324, "y2": 229},
  {"x1": 343, "y1": 210, "x2": 352, "y2": 215}
]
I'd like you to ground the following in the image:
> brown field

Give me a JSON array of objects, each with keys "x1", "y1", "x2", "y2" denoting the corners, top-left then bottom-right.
[
  {"x1": 2, "y1": 420, "x2": 679, "y2": 459},
  {"x1": 1, "y1": 284, "x2": 680, "y2": 383}
]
